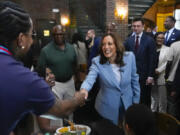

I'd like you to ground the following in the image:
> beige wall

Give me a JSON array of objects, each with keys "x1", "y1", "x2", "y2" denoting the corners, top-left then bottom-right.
[{"x1": 143, "y1": 1, "x2": 175, "y2": 23}]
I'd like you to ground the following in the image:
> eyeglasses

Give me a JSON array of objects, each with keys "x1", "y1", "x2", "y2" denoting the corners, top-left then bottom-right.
[{"x1": 24, "y1": 31, "x2": 37, "y2": 39}]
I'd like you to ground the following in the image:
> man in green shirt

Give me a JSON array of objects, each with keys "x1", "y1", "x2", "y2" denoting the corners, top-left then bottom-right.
[{"x1": 38, "y1": 25, "x2": 77, "y2": 122}]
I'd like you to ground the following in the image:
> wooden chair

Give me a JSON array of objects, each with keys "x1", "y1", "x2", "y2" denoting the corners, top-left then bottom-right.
[{"x1": 154, "y1": 112, "x2": 180, "y2": 135}]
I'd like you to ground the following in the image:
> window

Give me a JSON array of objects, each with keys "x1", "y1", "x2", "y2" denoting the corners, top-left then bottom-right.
[
  {"x1": 156, "y1": 13, "x2": 173, "y2": 32},
  {"x1": 175, "y1": 9, "x2": 180, "y2": 29}
]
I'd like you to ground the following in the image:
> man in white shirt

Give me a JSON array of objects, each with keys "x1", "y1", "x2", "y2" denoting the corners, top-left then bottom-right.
[{"x1": 165, "y1": 40, "x2": 180, "y2": 119}]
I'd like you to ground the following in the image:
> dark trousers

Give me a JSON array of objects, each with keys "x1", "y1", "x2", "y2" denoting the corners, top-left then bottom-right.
[
  {"x1": 74, "y1": 81, "x2": 100, "y2": 124},
  {"x1": 140, "y1": 80, "x2": 152, "y2": 108},
  {"x1": 166, "y1": 82, "x2": 180, "y2": 120}
]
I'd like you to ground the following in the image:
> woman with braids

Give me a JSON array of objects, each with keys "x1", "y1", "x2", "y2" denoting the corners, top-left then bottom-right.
[
  {"x1": 80, "y1": 34, "x2": 140, "y2": 126},
  {"x1": 0, "y1": 1, "x2": 85, "y2": 135}
]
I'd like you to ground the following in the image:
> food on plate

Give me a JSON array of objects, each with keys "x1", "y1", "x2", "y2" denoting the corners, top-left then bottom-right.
[
  {"x1": 58, "y1": 127, "x2": 69, "y2": 133},
  {"x1": 56, "y1": 124, "x2": 90, "y2": 135},
  {"x1": 68, "y1": 120, "x2": 75, "y2": 131}
]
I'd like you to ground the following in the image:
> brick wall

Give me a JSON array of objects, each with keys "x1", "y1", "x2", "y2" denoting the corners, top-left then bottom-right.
[
  {"x1": 1, "y1": 0, "x2": 129, "y2": 40},
  {"x1": 6, "y1": 0, "x2": 69, "y2": 25},
  {"x1": 70, "y1": 0, "x2": 105, "y2": 29},
  {"x1": 23, "y1": 0, "x2": 69, "y2": 23},
  {"x1": 106, "y1": 0, "x2": 128, "y2": 41}
]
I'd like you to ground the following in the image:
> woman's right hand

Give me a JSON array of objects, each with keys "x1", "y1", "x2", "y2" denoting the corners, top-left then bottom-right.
[{"x1": 80, "y1": 88, "x2": 88, "y2": 100}]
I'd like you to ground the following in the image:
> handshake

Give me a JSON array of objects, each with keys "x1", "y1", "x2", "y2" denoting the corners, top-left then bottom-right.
[{"x1": 73, "y1": 89, "x2": 88, "y2": 107}]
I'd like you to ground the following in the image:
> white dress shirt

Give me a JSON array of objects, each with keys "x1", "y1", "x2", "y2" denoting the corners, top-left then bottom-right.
[{"x1": 165, "y1": 27, "x2": 175, "y2": 41}]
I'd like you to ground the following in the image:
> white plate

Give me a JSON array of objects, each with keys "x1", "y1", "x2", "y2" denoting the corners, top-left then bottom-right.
[
  {"x1": 56, "y1": 126, "x2": 70, "y2": 134},
  {"x1": 56, "y1": 124, "x2": 91, "y2": 135}
]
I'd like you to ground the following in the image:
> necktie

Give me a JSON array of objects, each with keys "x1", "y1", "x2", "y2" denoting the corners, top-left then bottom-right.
[
  {"x1": 135, "y1": 36, "x2": 139, "y2": 51},
  {"x1": 165, "y1": 31, "x2": 169, "y2": 45}
]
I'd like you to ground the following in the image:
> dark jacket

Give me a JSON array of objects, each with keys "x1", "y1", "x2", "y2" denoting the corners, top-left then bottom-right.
[
  {"x1": 124, "y1": 32, "x2": 156, "y2": 81},
  {"x1": 165, "y1": 28, "x2": 180, "y2": 47}
]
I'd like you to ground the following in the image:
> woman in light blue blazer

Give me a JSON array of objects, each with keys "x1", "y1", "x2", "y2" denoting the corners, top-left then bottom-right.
[{"x1": 80, "y1": 33, "x2": 140, "y2": 125}]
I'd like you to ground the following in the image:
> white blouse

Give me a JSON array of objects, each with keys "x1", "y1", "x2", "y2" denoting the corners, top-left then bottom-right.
[{"x1": 111, "y1": 64, "x2": 121, "y2": 83}]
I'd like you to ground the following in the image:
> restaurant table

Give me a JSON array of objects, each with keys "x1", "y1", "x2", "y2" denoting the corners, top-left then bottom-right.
[{"x1": 40, "y1": 115, "x2": 125, "y2": 135}]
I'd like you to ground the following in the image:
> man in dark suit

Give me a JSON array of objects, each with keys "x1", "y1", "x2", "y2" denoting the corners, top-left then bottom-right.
[
  {"x1": 173, "y1": 60, "x2": 180, "y2": 99},
  {"x1": 172, "y1": 60, "x2": 180, "y2": 120},
  {"x1": 124, "y1": 18, "x2": 156, "y2": 108},
  {"x1": 164, "y1": 16, "x2": 180, "y2": 47}
]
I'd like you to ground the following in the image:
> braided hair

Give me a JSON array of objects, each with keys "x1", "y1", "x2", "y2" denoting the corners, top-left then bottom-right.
[{"x1": 0, "y1": 1, "x2": 31, "y2": 54}]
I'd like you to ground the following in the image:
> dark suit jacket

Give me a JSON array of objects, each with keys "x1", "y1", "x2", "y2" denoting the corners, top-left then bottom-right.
[
  {"x1": 124, "y1": 33, "x2": 156, "y2": 81},
  {"x1": 165, "y1": 28, "x2": 180, "y2": 47},
  {"x1": 88, "y1": 37, "x2": 101, "y2": 67},
  {"x1": 173, "y1": 60, "x2": 180, "y2": 96}
]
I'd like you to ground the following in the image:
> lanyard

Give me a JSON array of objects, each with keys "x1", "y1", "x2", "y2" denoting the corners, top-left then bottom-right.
[{"x1": 0, "y1": 45, "x2": 12, "y2": 55}]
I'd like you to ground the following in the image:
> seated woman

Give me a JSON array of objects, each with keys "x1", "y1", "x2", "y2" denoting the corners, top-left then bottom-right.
[{"x1": 36, "y1": 68, "x2": 62, "y2": 133}]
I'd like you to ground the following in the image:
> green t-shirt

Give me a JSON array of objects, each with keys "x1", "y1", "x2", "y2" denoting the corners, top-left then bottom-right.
[{"x1": 38, "y1": 41, "x2": 77, "y2": 82}]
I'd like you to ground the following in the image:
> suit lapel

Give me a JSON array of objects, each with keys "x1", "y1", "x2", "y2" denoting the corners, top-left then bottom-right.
[
  {"x1": 167, "y1": 29, "x2": 176, "y2": 44},
  {"x1": 119, "y1": 65, "x2": 125, "y2": 89},
  {"x1": 131, "y1": 36, "x2": 135, "y2": 51},
  {"x1": 101, "y1": 63, "x2": 121, "y2": 90}
]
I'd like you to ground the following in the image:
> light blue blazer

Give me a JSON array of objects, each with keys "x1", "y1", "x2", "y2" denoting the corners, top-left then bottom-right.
[{"x1": 81, "y1": 52, "x2": 140, "y2": 125}]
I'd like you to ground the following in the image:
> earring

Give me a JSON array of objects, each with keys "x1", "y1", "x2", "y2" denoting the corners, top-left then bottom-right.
[{"x1": 21, "y1": 46, "x2": 25, "y2": 49}]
